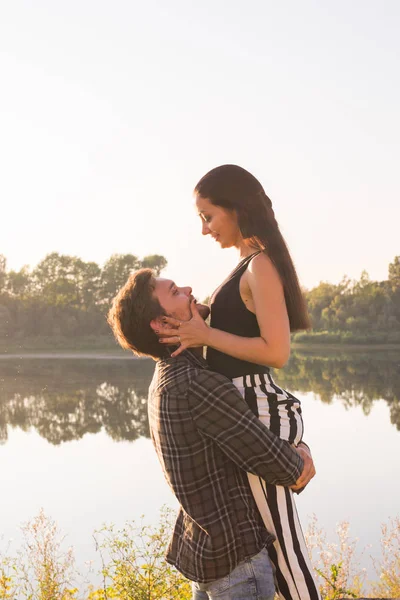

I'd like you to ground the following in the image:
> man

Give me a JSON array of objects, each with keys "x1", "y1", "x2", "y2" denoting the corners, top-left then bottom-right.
[{"x1": 107, "y1": 269, "x2": 315, "y2": 600}]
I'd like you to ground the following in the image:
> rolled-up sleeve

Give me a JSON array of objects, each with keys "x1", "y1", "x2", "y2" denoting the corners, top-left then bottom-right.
[{"x1": 188, "y1": 370, "x2": 303, "y2": 487}]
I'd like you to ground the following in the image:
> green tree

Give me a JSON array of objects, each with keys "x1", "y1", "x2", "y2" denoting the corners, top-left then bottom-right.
[
  {"x1": 32, "y1": 253, "x2": 83, "y2": 306},
  {"x1": 75, "y1": 261, "x2": 102, "y2": 309},
  {"x1": 0, "y1": 304, "x2": 12, "y2": 337},
  {"x1": 30, "y1": 253, "x2": 102, "y2": 311},
  {"x1": 389, "y1": 256, "x2": 400, "y2": 290},
  {"x1": 305, "y1": 281, "x2": 341, "y2": 330},
  {"x1": 0, "y1": 255, "x2": 6, "y2": 293},
  {"x1": 141, "y1": 255, "x2": 168, "y2": 276},
  {"x1": 99, "y1": 254, "x2": 140, "y2": 303},
  {"x1": 6, "y1": 266, "x2": 31, "y2": 297}
]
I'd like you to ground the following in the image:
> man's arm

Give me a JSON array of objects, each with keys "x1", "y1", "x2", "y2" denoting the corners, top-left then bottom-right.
[
  {"x1": 291, "y1": 442, "x2": 315, "y2": 493},
  {"x1": 188, "y1": 369, "x2": 304, "y2": 487}
]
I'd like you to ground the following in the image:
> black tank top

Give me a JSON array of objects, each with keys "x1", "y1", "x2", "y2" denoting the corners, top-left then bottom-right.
[{"x1": 206, "y1": 252, "x2": 270, "y2": 379}]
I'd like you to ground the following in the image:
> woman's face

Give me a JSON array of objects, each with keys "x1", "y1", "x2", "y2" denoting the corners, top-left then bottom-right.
[{"x1": 195, "y1": 195, "x2": 241, "y2": 249}]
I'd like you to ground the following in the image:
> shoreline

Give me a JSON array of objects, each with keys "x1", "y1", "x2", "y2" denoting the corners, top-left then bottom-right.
[
  {"x1": 292, "y1": 342, "x2": 400, "y2": 352},
  {"x1": 0, "y1": 342, "x2": 399, "y2": 360},
  {"x1": 0, "y1": 349, "x2": 138, "y2": 360}
]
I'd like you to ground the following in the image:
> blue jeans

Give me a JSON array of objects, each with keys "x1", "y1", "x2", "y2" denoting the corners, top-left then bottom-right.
[{"x1": 192, "y1": 547, "x2": 275, "y2": 599}]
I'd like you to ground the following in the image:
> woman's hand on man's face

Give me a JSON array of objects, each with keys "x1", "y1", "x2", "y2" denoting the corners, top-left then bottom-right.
[{"x1": 158, "y1": 299, "x2": 210, "y2": 357}]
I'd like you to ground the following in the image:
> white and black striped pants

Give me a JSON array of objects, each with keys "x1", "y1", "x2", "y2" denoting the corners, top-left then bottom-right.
[{"x1": 232, "y1": 372, "x2": 321, "y2": 600}]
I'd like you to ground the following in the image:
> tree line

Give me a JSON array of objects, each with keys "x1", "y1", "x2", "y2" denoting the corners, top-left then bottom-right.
[
  {"x1": 0, "y1": 252, "x2": 399, "y2": 345},
  {"x1": 294, "y1": 256, "x2": 400, "y2": 344},
  {"x1": 0, "y1": 252, "x2": 167, "y2": 342}
]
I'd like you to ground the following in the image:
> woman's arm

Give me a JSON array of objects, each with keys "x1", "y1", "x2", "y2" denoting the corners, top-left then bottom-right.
[{"x1": 160, "y1": 253, "x2": 291, "y2": 368}]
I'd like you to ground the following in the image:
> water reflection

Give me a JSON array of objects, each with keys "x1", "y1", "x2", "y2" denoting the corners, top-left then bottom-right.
[
  {"x1": 0, "y1": 359, "x2": 154, "y2": 445},
  {"x1": 0, "y1": 350, "x2": 399, "y2": 445},
  {"x1": 274, "y1": 349, "x2": 400, "y2": 430}
]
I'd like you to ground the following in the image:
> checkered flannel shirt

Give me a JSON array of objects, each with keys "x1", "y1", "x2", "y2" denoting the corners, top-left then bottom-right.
[{"x1": 147, "y1": 350, "x2": 303, "y2": 584}]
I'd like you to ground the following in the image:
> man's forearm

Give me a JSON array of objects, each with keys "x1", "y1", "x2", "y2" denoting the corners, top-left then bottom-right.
[{"x1": 189, "y1": 373, "x2": 303, "y2": 486}]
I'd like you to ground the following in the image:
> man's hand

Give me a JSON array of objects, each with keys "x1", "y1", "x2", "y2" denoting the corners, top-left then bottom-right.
[{"x1": 290, "y1": 442, "x2": 316, "y2": 492}]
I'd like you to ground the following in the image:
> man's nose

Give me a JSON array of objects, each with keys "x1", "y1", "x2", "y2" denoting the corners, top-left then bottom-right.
[
  {"x1": 202, "y1": 221, "x2": 210, "y2": 236},
  {"x1": 182, "y1": 286, "x2": 192, "y2": 296}
]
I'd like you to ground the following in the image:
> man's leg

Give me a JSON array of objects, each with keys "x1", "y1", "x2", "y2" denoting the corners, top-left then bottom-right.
[
  {"x1": 192, "y1": 547, "x2": 275, "y2": 600},
  {"x1": 192, "y1": 584, "x2": 209, "y2": 600}
]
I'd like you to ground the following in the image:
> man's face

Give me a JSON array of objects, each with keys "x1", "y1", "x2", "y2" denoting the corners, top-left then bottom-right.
[{"x1": 152, "y1": 278, "x2": 210, "y2": 322}]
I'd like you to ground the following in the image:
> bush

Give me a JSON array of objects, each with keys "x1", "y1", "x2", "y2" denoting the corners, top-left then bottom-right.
[
  {"x1": 1, "y1": 509, "x2": 399, "y2": 599},
  {"x1": 92, "y1": 507, "x2": 192, "y2": 599},
  {"x1": 372, "y1": 517, "x2": 400, "y2": 599},
  {"x1": 305, "y1": 515, "x2": 365, "y2": 599},
  {"x1": 0, "y1": 509, "x2": 78, "y2": 600}
]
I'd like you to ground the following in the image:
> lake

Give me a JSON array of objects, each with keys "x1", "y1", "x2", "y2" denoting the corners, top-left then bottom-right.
[{"x1": 0, "y1": 348, "x2": 399, "y2": 589}]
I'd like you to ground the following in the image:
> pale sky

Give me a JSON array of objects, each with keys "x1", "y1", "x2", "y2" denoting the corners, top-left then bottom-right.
[{"x1": 1, "y1": 0, "x2": 399, "y2": 300}]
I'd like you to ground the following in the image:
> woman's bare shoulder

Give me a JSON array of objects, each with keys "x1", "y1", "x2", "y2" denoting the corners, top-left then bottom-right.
[{"x1": 247, "y1": 252, "x2": 280, "y2": 280}]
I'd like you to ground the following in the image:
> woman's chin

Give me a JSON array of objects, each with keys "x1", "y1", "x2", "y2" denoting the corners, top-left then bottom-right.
[{"x1": 219, "y1": 240, "x2": 234, "y2": 249}]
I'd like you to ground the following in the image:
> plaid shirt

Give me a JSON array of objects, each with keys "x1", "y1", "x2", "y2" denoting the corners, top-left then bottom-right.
[{"x1": 148, "y1": 350, "x2": 304, "y2": 584}]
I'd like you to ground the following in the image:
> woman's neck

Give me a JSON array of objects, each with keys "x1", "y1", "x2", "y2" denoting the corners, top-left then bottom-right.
[{"x1": 236, "y1": 240, "x2": 261, "y2": 259}]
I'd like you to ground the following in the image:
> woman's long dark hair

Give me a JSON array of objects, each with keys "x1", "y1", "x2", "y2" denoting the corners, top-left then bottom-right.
[{"x1": 194, "y1": 164, "x2": 310, "y2": 331}]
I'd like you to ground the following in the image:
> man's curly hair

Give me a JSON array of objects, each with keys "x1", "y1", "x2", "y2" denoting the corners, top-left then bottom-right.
[{"x1": 107, "y1": 268, "x2": 168, "y2": 360}]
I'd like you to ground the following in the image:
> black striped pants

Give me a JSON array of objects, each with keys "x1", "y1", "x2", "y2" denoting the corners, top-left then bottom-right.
[{"x1": 232, "y1": 372, "x2": 321, "y2": 600}]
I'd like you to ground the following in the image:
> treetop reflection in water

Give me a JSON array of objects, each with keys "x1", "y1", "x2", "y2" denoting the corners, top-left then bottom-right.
[
  {"x1": 0, "y1": 358, "x2": 155, "y2": 445},
  {"x1": 273, "y1": 349, "x2": 400, "y2": 430},
  {"x1": 0, "y1": 350, "x2": 399, "y2": 445}
]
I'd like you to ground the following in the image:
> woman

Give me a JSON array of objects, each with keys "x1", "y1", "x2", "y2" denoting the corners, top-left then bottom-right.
[{"x1": 160, "y1": 165, "x2": 320, "y2": 600}]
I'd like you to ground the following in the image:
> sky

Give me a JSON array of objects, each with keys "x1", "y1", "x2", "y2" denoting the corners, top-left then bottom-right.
[{"x1": 1, "y1": 0, "x2": 399, "y2": 300}]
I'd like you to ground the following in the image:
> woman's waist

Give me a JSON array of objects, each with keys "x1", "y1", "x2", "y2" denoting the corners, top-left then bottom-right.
[
  {"x1": 206, "y1": 348, "x2": 270, "y2": 379},
  {"x1": 231, "y1": 371, "x2": 300, "y2": 404},
  {"x1": 232, "y1": 371, "x2": 277, "y2": 389}
]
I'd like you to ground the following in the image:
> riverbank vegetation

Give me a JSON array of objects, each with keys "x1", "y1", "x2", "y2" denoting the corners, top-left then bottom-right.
[
  {"x1": 294, "y1": 255, "x2": 400, "y2": 345},
  {"x1": 0, "y1": 253, "x2": 399, "y2": 349},
  {"x1": 0, "y1": 508, "x2": 398, "y2": 599},
  {"x1": 0, "y1": 252, "x2": 167, "y2": 351}
]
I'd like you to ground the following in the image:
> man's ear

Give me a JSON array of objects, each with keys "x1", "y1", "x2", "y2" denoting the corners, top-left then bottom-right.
[{"x1": 150, "y1": 317, "x2": 165, "y2": 335}]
